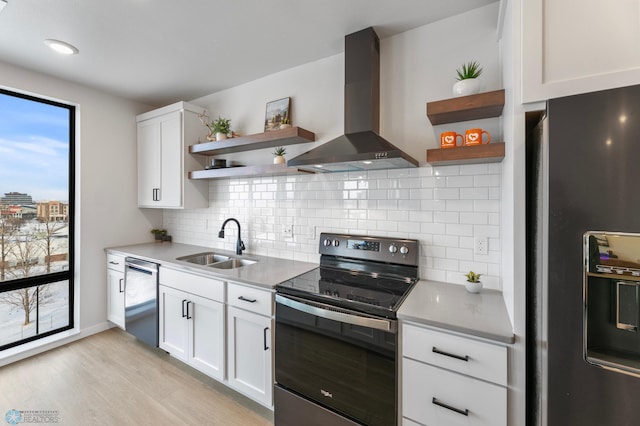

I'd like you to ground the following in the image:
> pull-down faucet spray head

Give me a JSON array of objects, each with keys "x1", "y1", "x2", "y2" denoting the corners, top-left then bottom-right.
[{"x1": 218, "y1": 218, "x2": 245, "y2": 255}]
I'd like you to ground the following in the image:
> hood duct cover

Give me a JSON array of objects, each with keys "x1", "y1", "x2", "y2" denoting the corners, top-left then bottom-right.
[{"x1": 288, "y1": 27, "x2": 419, "y2": 173}]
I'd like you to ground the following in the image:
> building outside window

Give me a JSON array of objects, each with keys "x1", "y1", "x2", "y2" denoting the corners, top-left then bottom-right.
[{"x1": 0, "y1": 88, "x2": 75, "y2": 350}]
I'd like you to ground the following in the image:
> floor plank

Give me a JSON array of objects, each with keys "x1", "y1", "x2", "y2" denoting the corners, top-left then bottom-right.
[{"x1": 0, "y1": 328, "x2": 274, "y2": 425}]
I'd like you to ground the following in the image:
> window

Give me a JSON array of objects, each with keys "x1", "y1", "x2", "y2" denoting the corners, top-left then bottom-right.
[{"x1": 0, "y1": 88, "x2": 74, "y2": 350}]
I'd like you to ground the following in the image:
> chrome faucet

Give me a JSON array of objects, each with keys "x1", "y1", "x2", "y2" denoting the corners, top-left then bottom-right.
[{"x1": 218, "y1": 218, "x2": 245, "y2": 255}]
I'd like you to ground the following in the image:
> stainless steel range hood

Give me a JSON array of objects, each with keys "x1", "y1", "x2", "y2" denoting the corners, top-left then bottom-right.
[{"x1": 288, "y1": 27, "x2": 419, "y2": 173}]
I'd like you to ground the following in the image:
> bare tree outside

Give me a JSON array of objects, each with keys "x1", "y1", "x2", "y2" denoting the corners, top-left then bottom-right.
[
  {"x1": 0, "y1": 285, "x2": 52, "y2": 325},
  {"x1": 35, "y1": 217, "x2": 67, "y2": 273},
  {"x1": 0, "y1": 217, "x2": 20, "y2": 281},
  {"x1": 7, "y1": 228, "x2": 42, "y2": 280}
]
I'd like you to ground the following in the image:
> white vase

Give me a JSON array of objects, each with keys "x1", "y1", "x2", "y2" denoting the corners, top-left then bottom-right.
[
  {"x1": 465, "y1": 280, "x2": 483, "y2": 294},
  {"x1": 453, "y1": 78, "x2": 481, "y2": 97},
  {"x1": 216, "y1": 132, "x2": 227, "y2": 141},
  {"x1": 273, "y1": 155, "x2": 286, "y2": 164}
]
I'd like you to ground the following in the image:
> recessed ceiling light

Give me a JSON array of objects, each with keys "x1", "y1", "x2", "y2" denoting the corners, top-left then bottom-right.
[{"x1": 44, "y1": 39, "x2": 79, "y2": 55}]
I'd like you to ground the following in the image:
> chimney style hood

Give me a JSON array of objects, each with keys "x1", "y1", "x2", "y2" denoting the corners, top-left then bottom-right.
[{"x1": 288, "y1": 27, "x2": 419, "y2": 173}]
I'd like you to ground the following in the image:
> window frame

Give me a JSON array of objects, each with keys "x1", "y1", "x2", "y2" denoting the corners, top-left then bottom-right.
[{"x1": 0, "y1": 87, "x2": 75, "y2": 351}]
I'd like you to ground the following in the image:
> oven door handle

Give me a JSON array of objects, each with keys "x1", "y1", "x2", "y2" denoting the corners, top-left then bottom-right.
[{"x1": 276, "y1": 294, "x2": 397, "y2": 333}]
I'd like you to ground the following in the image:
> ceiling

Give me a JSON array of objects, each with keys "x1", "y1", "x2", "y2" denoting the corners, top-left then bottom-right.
[{"x1": 0, "y1": 0, "x2": 496, "y2": 107}]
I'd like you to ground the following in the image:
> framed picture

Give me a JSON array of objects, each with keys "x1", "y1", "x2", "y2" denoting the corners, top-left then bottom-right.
[{"x1": 264, "y1": 97, "x2": 290, "y2": 132}]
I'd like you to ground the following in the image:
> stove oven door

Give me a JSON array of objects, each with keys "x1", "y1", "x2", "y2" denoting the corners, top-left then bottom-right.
[{"x1": 274, "y1": 294, "x2": 397, "y2": 426}]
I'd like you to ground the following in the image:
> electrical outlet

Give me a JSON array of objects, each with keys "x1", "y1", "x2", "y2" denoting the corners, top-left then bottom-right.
[
  {"x1": 474, "y1": 236, "x2": 488, "y2": 255},
  {"x1": 284, "y1": 224, "x2": 294, "y2": 238}
]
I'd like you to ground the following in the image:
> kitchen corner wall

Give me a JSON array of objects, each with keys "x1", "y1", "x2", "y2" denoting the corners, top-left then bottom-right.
[{"x1": 166, "y1": 3, "x2": 504, "y2": 289}]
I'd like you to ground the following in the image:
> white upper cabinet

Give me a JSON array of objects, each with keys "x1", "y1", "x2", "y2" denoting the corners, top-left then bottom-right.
[
  {"x1": 522, "y1": 0, "x2": 640, "y2": 102},
  {"x1": 136, "y1": 101, "x2": 208, "y2": 209}
]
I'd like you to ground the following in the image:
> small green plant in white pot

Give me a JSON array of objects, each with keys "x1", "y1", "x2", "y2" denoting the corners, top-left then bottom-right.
[
  {"x1": 273, "y1": 146, "x2": 286, "y2": 164},
  {"x1": 280, "y1": 117, "x2": 291, "y2": 129},
  {"x1": 464, "y1": 270, "x2": 483, "y2": 294},
  {"x1": 453, "y1": 61, "x2": 483, "y2": 97},
  {"x1": 212, "y1": 116, "x2": 231, "y2": 141}
]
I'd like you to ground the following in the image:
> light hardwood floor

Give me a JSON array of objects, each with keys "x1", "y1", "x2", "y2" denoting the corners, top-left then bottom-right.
[{"x1": 0, "y1": 328, "x2": 274, "y2": 425}]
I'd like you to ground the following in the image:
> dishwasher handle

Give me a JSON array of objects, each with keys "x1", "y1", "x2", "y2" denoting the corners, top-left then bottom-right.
[{"x1": 125, "y1": 258, "x2": 158, "y2": 274}]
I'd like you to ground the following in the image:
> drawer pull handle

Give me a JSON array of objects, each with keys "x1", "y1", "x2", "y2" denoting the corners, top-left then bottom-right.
[
  {"x1": 432, "y1": 397, "x2": 469, "y2": 416},
  {"x1": 432, "y1": 346, "x2": 469, "y2": 362},
  {"x1": 109, "y1": 261, "x2": 119, "y2": 265},
  {"x1": 238, "y1": 296, "x2": 257, "y2": 303}
]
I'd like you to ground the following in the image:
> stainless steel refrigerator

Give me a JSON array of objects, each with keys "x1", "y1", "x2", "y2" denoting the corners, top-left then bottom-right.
[{"x1": 528, "y1": 84, "x2": 640, "y2": 425}]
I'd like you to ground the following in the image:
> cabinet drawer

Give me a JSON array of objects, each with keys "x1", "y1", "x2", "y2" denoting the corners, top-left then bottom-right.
[
  {"x1": 159, "y1": 267, "x2": 225, "y2": 302},
  {"x1": 403, "y1": 358, "x2": 506, "y2": 426},
  {"x1": 402, "y1": 323, "x2": 507, "y2": 386},
  {"x1": 106, "y1": 253, "x2": 125, "y2": 273},
  {"x1": 227, "y1": 282, "x2": 273, "y2": 316}
]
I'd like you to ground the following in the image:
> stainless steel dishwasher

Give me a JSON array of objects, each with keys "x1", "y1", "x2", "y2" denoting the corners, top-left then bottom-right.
[{"x1": 124, "y1": 257, "x2": 159, "y2": 347}]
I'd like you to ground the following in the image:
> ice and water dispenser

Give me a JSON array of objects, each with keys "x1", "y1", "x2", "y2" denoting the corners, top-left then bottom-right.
[{"x1": 584, "y1": 231, "x2": 640, "y2": 376}]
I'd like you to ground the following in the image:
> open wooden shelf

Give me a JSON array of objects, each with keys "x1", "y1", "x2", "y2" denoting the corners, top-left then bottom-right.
[
  {"x1": 426, "y1": 142, "x2": 505, "y2": 166},
  {"x1": 189, "y1": 164, "x2": 315, "y2": 180},
  {"x1": 189, "y1": 126, "x2": 315, "y2": 156},
  {"x1": 426, "y1": 89, "x2": 505, "y2": 125}
]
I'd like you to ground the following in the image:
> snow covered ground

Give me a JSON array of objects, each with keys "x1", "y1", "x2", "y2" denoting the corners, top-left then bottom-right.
[{"x1": 0, "y1": 281, "x2": 69, "y2": 347}]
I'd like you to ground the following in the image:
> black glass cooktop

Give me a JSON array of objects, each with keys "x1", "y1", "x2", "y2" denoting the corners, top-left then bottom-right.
[{"x1": 276, "y1": 257, "x2": 418, "y2": 318}]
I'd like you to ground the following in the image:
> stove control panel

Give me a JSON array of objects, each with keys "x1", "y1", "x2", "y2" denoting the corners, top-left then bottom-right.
[{"x1": 319, "y1": 233, "x2": 419, "y2": 266}]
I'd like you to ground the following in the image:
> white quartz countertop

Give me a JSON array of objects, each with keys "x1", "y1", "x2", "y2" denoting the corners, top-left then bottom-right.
[
  {"x1": 106, "y1": 242, "x2": 318, "y2": 289},
  {"x1": 398, "y1": 279, "x2": 514, "y2": 344}
]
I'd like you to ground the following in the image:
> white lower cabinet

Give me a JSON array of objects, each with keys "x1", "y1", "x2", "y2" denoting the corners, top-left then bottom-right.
[
  {"x1": 106, "y1": 253, "x2": 125, "y2": 329},
  {"x1": 157, "y1": 267, "x2": 275, "y2": 408},
  {"x1": 159, "y1": 283, "x2": 225, "y2": 381},
  {"x1": 226, "y1": 282, "x2": 274, "y2": 408},
  {"x1": 401, "y1": 323, "x2": 508, "y2": 426}
]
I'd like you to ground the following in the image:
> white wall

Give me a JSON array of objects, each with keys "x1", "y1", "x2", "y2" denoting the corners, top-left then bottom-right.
[
  {"x1": 168, "y1": 3, "x2": 508, "y2": 289},
  {"x1": 0, "y1": 61, "x2": 162, "y2": 347}
]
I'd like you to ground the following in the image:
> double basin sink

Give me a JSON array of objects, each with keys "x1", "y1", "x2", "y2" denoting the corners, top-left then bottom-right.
[{"x1": 176, "y1": 252, "x2": 258, "y2": 270}]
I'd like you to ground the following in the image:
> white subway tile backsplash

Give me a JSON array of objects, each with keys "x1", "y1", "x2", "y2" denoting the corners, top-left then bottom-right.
[
  {"x1": 165, "y1": 165, "x2": 503, "y2": 289},
  {"x1": 434, "y1": 188, "x2": 460, "y2": 200},
  {"x1": 446, "y1": 175, "x2": 474, "y2": 188}
]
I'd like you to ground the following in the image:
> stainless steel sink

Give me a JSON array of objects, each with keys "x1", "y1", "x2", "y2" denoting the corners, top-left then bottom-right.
[
  {"x1": 176, "y1": 252, "x2": 231, "y2": 265},
  {"x1": 208, "y1": 259, "x2": 258, "y2": 269}
]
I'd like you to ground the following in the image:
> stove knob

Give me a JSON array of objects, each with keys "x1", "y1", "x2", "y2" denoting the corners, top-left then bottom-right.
[
  {"x1": 389, "y1": 244, "x2": 398, "y2": 254},
  {"x1": 333, "y1": 240, "x2": 340, "y2": 247},
  {"x1": 324, "y1": 239, "x2": 332, "y2": 247},
  {"x1": 400, "y1": 245, "x2": 409, "y2": 255},
  {"x1": 333, "y1": 291, "x2": 340, "y2": 297},
  {"x1": 324, "y1": 289, "x2": 332, "y2": 295}
]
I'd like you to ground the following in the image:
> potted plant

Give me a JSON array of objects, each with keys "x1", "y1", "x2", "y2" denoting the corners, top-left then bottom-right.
[
  {"x1": 151, "y1": 228, "x2": 167, "y2": 242},
  {"x1": 273, "y1": 146, "x2": 286, "y2": 164},
  {"x1": 464, "y1": 270, "x2": 483, "y2": 293},
  {"x1": 211, "y1": 116, "x2": 231, "y2": 140},
  {"x1": 453, "y1": 60, "x2": 483, "y2": 97},
  {"x1": 280, "y1": 117, "x2": 291, "y2": 129}
]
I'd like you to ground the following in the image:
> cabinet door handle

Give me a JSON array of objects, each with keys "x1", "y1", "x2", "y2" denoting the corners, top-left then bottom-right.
[
  {"x1": 181, "y1": 299, "x2": 188, "y2": 318},
  {"x1": 118, "y1": 278, "x2": 124, "y2": 293},
  {"x1": 186, "y1": 301, "x2": 192, "y2": 320},
  {"x1": 238, "y1": 296, "x2": 257, "y2": 303},
  {"x1": 263, "y1": 327, "x2": 269, "y2": 351},
  {"x1": 432, "y1": 346, "x2": 469, "y2": 362},
  {"x1": 432, "y1": 397, "x2": 469, "y2": 416}
]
